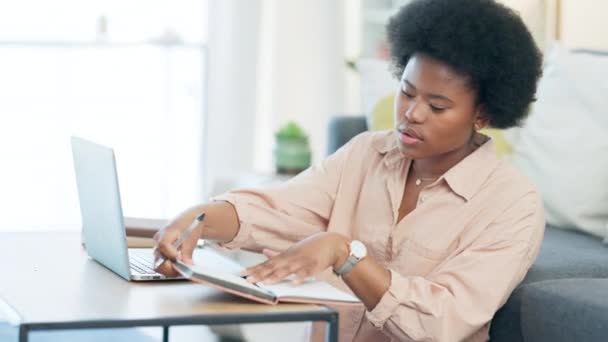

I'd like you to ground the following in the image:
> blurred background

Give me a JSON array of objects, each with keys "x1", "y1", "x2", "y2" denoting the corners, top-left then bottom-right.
[{"x1": 0, "y1": 0, "x2": 604, "y2": 232}]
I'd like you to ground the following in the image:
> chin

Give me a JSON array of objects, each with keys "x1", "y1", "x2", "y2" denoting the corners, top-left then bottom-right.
[
  {"x1": 396, "y1": 142, "x2": 422, "y2": 160},
  {"x1": 393, "y1": 133, "x2": 421, "y2": 158}
]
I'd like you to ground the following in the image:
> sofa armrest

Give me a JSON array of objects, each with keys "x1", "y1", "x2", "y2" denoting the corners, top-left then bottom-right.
[{"x1": 327, "y1": 116, "x2": 368, "y2": 155}]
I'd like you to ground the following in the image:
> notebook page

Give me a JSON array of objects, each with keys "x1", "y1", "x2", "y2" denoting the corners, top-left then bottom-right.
[
  {"x1": 261, "y1": 280, "x2": 360, "y2": 303},
  {"x1": 194, "y1": 249, "x2": 243, "y2": 273}
]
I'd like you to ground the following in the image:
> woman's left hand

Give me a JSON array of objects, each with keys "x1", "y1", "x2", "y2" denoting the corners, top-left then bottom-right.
[{"x1": 241, "y1": 232, "x2": 349, "y2": 285}]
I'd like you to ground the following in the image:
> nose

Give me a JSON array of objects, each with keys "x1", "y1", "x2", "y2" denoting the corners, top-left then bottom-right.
[{"x1": 402, "y1": 99, "x2": 426, "y2": 123}]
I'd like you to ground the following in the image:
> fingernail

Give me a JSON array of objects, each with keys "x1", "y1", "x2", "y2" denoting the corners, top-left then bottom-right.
[{"x1": 246, "y1": 276, "x2": 256, "y2": 283}]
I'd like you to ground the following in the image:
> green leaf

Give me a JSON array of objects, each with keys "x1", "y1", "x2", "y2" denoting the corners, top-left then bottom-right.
[{"x1": 275, "y1": 120, "x2": 307, "y2": 139}]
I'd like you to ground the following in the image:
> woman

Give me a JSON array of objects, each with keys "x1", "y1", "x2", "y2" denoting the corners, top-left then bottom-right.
[{"x1": 154, "y1": 0, "x2": 544, "y2": 341}]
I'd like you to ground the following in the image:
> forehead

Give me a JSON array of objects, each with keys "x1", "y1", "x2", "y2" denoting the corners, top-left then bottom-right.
[{"x1": 402, "y1": 54, "x2": 474, "y2": 96}]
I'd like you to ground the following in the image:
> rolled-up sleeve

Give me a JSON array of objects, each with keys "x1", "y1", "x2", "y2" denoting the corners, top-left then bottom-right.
[
  {"x1": 212, "y1": 134, "x2": 364, "y2": 253},
  {"x1": 366, "y1": 192, "x2": 545, "y2": 342}
]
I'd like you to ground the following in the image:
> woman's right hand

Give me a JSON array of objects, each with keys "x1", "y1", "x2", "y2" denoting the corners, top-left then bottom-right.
[{"x1": 153, "y1": 205, "x2": 206, "y2": 277}]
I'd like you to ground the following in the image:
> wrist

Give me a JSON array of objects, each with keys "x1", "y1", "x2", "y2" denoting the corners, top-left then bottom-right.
[
  {"x1": 196, "y1": 201, "x2": 239, "y2": 242},
  {"x1": 329, "y1": 233, "x2": 351, "y2": 270}
]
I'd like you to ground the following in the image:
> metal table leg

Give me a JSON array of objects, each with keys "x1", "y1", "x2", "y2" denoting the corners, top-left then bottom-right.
[
  {"x1": 325, "y1": 312, "x2": 339, "y2": 342},
  {"x1": 18, "y1": 325, "x2": 29, "y2": 342},
  {"x1": 163, "y1": 325, "x2": 169, "y2": 342}
]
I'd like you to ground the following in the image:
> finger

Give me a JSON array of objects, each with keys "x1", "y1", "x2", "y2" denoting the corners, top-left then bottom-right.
[
  {"x1": 179, "y1": 225, "x2": 201, "y2": 265},
  {"x1": 244, "y1": 263, "x2": 276, "y2": 282},
  {"x1": 292, "y1": 268, "x2": 312, "y2": 285},
  {"x1": 262, "y1": 248, "x2": 280, "y2": 258},
  {"x1": 156, "y1": 231, "x2": 180, "y2": 261},
  {"x1": 256, "y1": 256, "x2": 309, "y2": 284},
  {"x1": 156, "y1": 258, "x2": 180, "y2": 277},
  {"x1": 240, "y1": 255, "x2": 280, "y2": 276},
  {"x1": 245, "y1": 259, "x2": 287, "y2": 283},
  {"x1": 264, "y1": 262, "x2": 305, "y2": 284}
]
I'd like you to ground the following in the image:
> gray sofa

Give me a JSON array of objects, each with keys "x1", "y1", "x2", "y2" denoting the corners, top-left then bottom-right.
[{"x1": 328, "y1": 116, "x2": 608, "y2": 342}]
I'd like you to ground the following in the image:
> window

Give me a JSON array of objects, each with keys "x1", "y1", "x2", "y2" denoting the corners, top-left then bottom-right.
[{"x1": 0, "y1": 1, "x2": 208, "y2": 231}]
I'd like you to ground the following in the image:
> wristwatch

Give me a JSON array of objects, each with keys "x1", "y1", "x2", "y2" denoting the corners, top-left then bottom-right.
[{"x1": 333, "y1": 240, "x2": 367, "y2": 276}]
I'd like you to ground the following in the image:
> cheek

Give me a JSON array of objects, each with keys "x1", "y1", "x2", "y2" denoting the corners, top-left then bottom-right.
[{"x1": 433, "y1": 112, "x2": 475, "y2": 142}]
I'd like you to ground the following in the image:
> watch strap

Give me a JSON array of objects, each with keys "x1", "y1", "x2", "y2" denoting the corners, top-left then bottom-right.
[{"x1": 333, "y1": 255, "x2": 359, "y2": 276}]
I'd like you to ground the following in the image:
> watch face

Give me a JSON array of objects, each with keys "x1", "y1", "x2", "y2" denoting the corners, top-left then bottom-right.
[{"x1": 350, "y1": 240, "x2": 367, "y2": 258}]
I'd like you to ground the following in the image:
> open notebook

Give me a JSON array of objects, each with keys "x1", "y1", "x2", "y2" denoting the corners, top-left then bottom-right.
[{"x1": 173, "y1": 251, "x2": 360, "y2": 305}]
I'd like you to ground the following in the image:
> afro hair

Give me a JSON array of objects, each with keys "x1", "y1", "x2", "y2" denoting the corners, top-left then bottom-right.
[{"x1": 387, "y1": 0, "x2": 543, "y2": 129}]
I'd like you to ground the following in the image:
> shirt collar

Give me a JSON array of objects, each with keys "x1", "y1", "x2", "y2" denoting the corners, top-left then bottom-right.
[
  {"x1": 442, "y1": 134, "x2": 501, "y2": 201},
  {"x1": 371, "y1": 131, "x2": 403, "y2": 169},
  {"x1": 372, "y1": 131, "x2": 501, "y2": 201}
]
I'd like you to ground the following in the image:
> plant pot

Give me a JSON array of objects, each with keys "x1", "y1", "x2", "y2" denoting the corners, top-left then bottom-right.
[{"x1": 273, "y1": 137, "x2": 311, "y2": 174}]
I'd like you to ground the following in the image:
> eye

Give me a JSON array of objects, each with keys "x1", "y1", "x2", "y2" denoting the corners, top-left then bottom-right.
[{"x1": 430, "y1": 105, "x2": 446, "y2": 113}]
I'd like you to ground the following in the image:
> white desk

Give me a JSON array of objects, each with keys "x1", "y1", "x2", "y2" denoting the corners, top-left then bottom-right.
[{"x1": 0, "y1": 232, "x2": 338, "y2": 342}]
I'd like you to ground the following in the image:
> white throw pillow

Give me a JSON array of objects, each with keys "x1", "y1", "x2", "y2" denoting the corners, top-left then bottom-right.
[{"x1": 507, "y1": 43, "x2": 608, "y2": 239}]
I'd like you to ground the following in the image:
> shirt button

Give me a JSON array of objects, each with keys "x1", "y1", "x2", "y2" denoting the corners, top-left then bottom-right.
[{"x1": 419, "y1": 196, "x2": 426, "y2": 204}]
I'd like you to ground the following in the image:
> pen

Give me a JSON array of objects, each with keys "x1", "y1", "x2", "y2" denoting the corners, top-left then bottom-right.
[{"x1": 154, "y1": 212, "x2": 206, "y2": 269}]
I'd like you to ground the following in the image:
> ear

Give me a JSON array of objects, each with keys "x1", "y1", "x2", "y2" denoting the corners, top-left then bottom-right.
[{"x1": 473, "y1": 105, "x2": 490, "y2": 131}]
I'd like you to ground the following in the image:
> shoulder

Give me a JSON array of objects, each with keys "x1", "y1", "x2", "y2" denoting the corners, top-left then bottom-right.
[
  {"x1": 489, "y1": 159, "x2": 542, "y2": 202},
  {"x1": 482, "y1": 160, "x2": 545, "y2": 233},
  {"x1": 495, "y1": 162, "x2": 546, "y2": 251},
  {"x1": 323, "y1": 130, "x2": 400, "y2": 178},
  {"x1": 347, "y1": 130, "x2": 396, "y2": 153},
  {"x1": 332, "y1": 130, "x2": 396, "y2": 159}
]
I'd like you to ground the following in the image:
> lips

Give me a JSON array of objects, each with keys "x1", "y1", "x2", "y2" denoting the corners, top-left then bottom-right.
[{"x1": 399, "y1": 127, "x2": 423, "y2": 141}]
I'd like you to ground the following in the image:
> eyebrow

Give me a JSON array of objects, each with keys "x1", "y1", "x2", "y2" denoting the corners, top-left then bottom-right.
[{"x1": 403, "y1": 80, "x2": 454, "y2": 104}]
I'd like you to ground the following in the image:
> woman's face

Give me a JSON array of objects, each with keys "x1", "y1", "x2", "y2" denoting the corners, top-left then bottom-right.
[{"x1": 394, "y1": 54, "x2": 485, "y2": 159}]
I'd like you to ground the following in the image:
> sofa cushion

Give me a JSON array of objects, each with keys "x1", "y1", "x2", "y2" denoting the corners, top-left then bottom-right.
[
  {"x1": 521, "y1": 278, "x2": 608, "y2": 342},
  {"x1": 490, "y1": 226, "x2": 608, "y2": 342},
  {"x1": 490, "y1": 285, "x2": 527, "y2": 342},
  {"x1": 524, "y1": 226, "x2": 608, "y2": 284}
]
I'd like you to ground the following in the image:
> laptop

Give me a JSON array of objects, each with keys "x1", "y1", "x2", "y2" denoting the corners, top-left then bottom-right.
[{"x1": 70, "y1": 136, "x2": 180, "y2": 281}]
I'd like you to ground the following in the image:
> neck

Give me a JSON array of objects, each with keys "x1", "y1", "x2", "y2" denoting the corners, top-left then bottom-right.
[{"x1": 412, "y1": 134, "x2": 480, "y2": 179}]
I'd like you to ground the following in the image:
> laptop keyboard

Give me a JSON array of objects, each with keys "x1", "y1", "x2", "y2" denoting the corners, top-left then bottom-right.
[{"x1": 129, "y1": 251, "x2": 158, "y2": 275}]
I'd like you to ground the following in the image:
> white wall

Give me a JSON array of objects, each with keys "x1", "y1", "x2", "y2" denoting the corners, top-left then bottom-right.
[
  {"x1": 254, "y1": 0, "x2": 348, "y2": 172},
  {"x1": 560, "y1": 0, "x2": 608, "y2": 50},
  {"x1": 499, "y1": 0, "x2": 550, "y2": 50},
  {"x1": 500, "y1": 0, "x2": 608, "y2": 51},
  {"x1": 206, "y1": 0, "x2": 261, "y2": 192},
  {"x1": 207, "y1": 0, "x2": 353, "y2": 186}
]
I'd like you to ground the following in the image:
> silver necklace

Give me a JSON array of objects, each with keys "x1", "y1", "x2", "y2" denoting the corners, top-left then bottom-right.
[
  {"x1": 412, "y1": 164, "x2": 438, "y2": 186},
  {"x1": 415, "y1": 177, "x2": 436, "y2": 186}
]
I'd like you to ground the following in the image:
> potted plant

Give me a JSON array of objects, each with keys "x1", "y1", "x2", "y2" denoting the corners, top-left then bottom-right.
[{"x1": 273, "y1": 121, "x2": 312, "y2": 174}]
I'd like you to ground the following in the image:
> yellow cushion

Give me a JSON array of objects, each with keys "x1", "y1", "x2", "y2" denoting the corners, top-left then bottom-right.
[
  {"x1": 368, "y1": 94, "x2": 512, "y2": 157},
  {"x1": 479, "y1": 128, "x2": 512, "y2": 157},
  {"x1": 369, "y1": 94, "x2": 395, "y2": 131}
]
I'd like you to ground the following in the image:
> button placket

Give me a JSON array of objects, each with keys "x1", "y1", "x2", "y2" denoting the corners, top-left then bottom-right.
[{"x1": 418, "y1": 191, "x2": 427, "y2": 206}]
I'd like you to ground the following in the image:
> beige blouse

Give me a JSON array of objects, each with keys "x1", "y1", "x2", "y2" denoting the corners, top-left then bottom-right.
[{"x1": 214, "y1": 131, "x2": 545, "y2": 342}]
